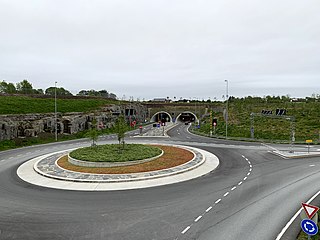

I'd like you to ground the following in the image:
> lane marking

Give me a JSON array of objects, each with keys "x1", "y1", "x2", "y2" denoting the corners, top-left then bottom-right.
[
  {"x1": 249, "y1": 168, "x2": 252, "y2": 172},
  {"x1": 309, "y1": 164, "x2": 315, "y2": 167},
  {"x1": 241, "y1": 155, "x2": 245, "y2": 158},
  {"x1": 223, "y1": 192, "x2": 229, "y2": 197},
  {"x1": 238, "y1": 181, "x2": 243, "y2": 185},
  {"x1": 247, "y1": 172, "x2": 251, "y2": 176},
  {"x1": 243, "y1": 177, "x2": 247, "y2": 181},
  {"x1": 215, "y1": 199, "x2": 222, "y2": 204},
  {"x1": 181, "y1": 226, "x2": 191, "y2": 234},
  {"x1": 231, "y1": 186, "x2": 237, "y2": 191},
  {"x1": 194, "y1": 215, "x2": 202, "y2": 222},
  {"x1": 206, "y1": 206, "x2": 212, "y2": 212}
]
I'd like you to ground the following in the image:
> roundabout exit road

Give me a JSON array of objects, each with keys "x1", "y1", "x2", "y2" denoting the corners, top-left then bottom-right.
[{"x1": 0, "y1": 123, "x2": 319, "y2": 240}]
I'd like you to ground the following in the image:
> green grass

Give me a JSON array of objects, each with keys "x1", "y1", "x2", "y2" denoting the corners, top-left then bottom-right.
[
  {"x1": 0, "y1": 95, "x2": 117, "y2": 114},
  {"x1": 194, "y1": 100, "x2": 320, "y2": 143},
  {"x1": 69, "y1": 144, "x2": 162, "y2": 162}
]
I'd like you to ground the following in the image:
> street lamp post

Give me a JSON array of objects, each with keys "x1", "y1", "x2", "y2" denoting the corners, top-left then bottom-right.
[
  {"x1": 54, "y1": 81, "x2": 58, "y2": 141},
  {"x1": 225, "y1": 80, "x2": 228, "y2": 139}
]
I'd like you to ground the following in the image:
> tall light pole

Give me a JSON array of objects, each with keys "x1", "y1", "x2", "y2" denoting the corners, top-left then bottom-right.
[
  {"x1": 225, "y1": 79, "x2": 228, "y2": 139},
  {"x1": 54, "y1": 81, "x2": 58, "y2": 141}
]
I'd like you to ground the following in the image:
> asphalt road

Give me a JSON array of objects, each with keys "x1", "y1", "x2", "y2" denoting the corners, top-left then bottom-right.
[{"x1": 0, "y1": 124, "x2": 319, "y2": 240}]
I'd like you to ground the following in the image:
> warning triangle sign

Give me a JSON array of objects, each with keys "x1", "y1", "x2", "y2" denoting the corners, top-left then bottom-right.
[{"x1": 302, "y1": 203, "x2": 319, "y2": 219}]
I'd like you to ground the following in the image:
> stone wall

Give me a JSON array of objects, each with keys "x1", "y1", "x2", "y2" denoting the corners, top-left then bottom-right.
[{"x1": 0, "y1": 103, "x2": 148, "y2": 141}]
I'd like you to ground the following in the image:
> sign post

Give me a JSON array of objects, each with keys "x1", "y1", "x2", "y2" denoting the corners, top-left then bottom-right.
[{"x1": 306, "y1": 140, "x2": 313, "y2": 153}]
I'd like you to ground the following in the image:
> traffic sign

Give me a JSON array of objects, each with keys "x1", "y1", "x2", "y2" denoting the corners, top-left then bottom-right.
[
  {"x1": 302, "y1": 203, "x2": 319, "y2": 219},
  {"x1": 301, "y1": 219, "x2": 318, "y2": 236}
]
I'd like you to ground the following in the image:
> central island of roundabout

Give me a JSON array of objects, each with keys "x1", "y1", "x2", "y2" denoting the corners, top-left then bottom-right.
[{"x1": 17, "y1": 142, "x2": 219, "y2": 191}]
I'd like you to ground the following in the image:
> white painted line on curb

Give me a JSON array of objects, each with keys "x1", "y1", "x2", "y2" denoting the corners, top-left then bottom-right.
[
  {"x1": 231, "y1": 186, "x2": 237, "y2": 191},
  {"x1": 215, "y1": 199, "x2": 222, "y2": 204},
  {"x1": 181, "y1": 226, "x2": 191, "y2": 234},
  {"x1": 238, "y1": 181, "x2": 243, "y2": 185},
  {"x1": 223, "y1": 192, "x2": 229, "y2": 197},
  {"x1": 206, "y1": 206, "x2": 212, "y2": 212},
  {"x1": 194, "y1": 216, "x2": 202, "y2": 222}
]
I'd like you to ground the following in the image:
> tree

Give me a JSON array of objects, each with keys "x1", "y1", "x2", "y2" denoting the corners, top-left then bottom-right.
[
  {"x1": 16, "y1": 79, "x2": 33, "y2": 94},
  {"x1": 86, "y1": 118, "x2": 99, "y2": 147},
  {"x1": 45, "y1": 87, "x2": 73, "y2": 96},
  {"x1": 0, "y1": 81, "x2": 17, "y2": 94},
  {"x1": 115, "y1": 115, "x2": 127, "y2": 151}
]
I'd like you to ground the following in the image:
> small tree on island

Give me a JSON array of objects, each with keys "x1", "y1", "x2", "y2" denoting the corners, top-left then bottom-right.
[
  {"x1": 86, "y1": 118, "x2": 99, "y2": 147},
  {"x1": 115, "y1": 115, "x2": 127, "y2": 152}
]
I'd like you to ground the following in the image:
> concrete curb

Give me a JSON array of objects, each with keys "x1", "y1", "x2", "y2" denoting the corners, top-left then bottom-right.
[
  {"x1": 270, "y1": 150, "x2": 320, "y2": 159},
  {"x1": 67, "y1": 149, "x2": 164, "y2": 168}
]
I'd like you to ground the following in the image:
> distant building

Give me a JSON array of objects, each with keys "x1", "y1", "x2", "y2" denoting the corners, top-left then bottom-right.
[{"x1": 152, "y1": 98, "x2": 171, "y2": 103}]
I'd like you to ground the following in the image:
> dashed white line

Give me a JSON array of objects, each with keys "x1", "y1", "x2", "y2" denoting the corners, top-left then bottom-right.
[
  {"x1": 206, "y1": 206, "x2": 212, "y2": 212},
  {"x1": 181, "y1": 226, "x2": 191, "y2": 234},
  {"x1": 238, "y1": 181, "x2": 243, "y2": 185},
  {"x1": 223, "y1": 192, "x2": 229, "y2": 197},
  {"x1": 194, "y1": 215, "x2": 202, "y2": 222},
  {"x1": 215, "y1": 199, "x2": 222, "y2": 204},
  {"x1": 309, "y1": 164, "x2": 315, "y2": 167},
  {"x1": 247, "y1": 172, "x2": 251, "y2": 176},
  {"x1": 249, "y1": 168, "x2": 252, "y2": 172},
  {"x1": 249, "y1": 165, "x2": 252, "y2": 168},
  {"x1": 231, "y1": 186, "x2": 237, "y2": 191},
  {"x1": 243, "y1": 177, "x2": 247, "y2": 181},
  {"x1": 241, "y1": 155, "x2": 245, "y2": 158}
]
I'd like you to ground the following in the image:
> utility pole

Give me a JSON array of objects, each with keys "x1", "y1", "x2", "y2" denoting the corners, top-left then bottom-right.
[
  {"x1": 54, "y1": 81, "x2": 58, "y2": 141},
  {"x1": 225, "y1": 79, "x2": 229, "y2": 139}
]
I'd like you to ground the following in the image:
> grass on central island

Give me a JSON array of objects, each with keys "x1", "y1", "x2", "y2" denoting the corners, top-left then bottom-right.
[
  {"x1": 69, "y1": 144, "x2": 162, "y2": 162},
  {"x1": 58, "y1": 145, "x2": 194, "y2": 174}
]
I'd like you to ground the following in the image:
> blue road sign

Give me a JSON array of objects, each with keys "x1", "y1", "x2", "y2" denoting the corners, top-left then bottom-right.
[{"x1": 301, "y1": 219, "x2": 318, "y2": 236}]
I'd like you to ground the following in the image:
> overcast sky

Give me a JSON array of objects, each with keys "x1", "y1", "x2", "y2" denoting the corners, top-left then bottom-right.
[{"x1": 0, "y1": 0, "x2": 319, "y2": 100}]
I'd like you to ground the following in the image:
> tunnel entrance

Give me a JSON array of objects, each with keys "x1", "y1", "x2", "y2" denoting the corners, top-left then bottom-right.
[
  {"x1": 150, "y1": 111, "x2": 172, "y2": 123},
  {"x1": 176, "y1": 112, "x2": 197, "y2": 123}
]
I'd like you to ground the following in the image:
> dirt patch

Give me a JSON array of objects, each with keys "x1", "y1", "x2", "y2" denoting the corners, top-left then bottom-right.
[{"x1": 57, "y1": 145, "x2": 194, "y2": 174}]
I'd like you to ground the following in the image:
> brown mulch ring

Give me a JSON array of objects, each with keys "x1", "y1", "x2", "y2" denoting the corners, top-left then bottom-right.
[{"x1": 57, "y1": 145, "x2": 194, "y2": 174}]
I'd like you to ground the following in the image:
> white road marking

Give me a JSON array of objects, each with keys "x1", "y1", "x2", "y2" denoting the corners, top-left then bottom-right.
[
  {"x1": 249, "y1": 168, "x2": 252, "y2": 172},
  {"x1": 231, "y1": 186, "x2": 237, "y2": 191},
  {"x1": 181, "y1": 226, "x2": 191, "y2": 234},
  {"x1": 215, "y1": 199, "x2": 222, "y2": 204},
  {"x1": 206, "y1": 206, "x2": 212, "y2": 212},
  {"x1": 309, "y1": 164, "x2": 315, "y2": 167},
  {"x1": 249, "y1": 165, "x2": 252, "y2": 168},
  {"x1": 194, "y1": 215, "x2": 202, "y2": 222},
  {"x1": 243, "y1": 177, "x2": 247, "y2": 181},
  {"x1": 241, "y1": 155, "x2": 245, "y2": 158},
  {"x1": 238, "y1": 181, "x2": 243, "y2": 185},
  {"x1": 223, "y1": 192, "x2": 229, "y2": 197},
  {"x1": 247, "y1": 172, "x2": 251, "y2": 176}
]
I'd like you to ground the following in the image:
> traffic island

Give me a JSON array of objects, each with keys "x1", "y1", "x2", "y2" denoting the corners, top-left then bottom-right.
[{"x1": 17, "y1": 143, "x2": 220, "y2": 191}]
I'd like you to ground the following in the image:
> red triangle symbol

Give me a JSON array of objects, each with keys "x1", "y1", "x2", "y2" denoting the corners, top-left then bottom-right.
[{"x1": 302, "y1": 203, "x2": 319, "y2": 219}]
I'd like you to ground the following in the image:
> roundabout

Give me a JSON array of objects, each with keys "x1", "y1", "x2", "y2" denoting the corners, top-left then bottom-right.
[{"x1": 17, "y1": 144, "x2": 219, "y2": 191}]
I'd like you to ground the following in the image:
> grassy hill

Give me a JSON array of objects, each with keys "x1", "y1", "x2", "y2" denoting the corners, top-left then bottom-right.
[
  {"x1": 0, "y1": 95, "x2": 117, "y2": 114},
  {"x1": 193, "y1": 97, "x2": 320, "y2": 143}
]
